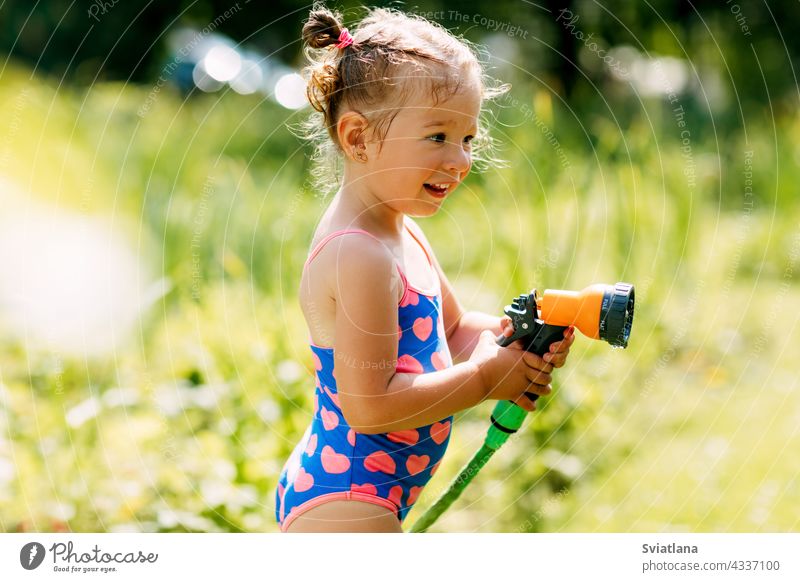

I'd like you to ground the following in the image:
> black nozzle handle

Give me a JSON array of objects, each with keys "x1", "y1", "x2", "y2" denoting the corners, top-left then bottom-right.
[{"x1": 496, "y1": 323, "x2": 568, "y2": 402}]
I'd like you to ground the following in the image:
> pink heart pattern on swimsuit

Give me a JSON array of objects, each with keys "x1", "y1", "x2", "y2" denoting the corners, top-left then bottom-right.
[
  {"x1": 321, "y1": 406, "x2": 339, "y2": 431},
  {"x1": 388, "y1": 485, "x2": 403, "y2": 508},
  {"x1": 293, "y1": 468, "x2": 314, "y2": 493},
  {"x1": 387, "y1": 429, "x2": 419, "y2": 446},
  {"x1": 321, "y1": 445, "x2": 350, "y2": 474},
  {"x1": 430, "y1": 420, "x2": 451, "y2": 445},
  {"x1": 406, "y1": 454, "x2": 429, "y2": 476},
  {"x1": 407, "y1": 486, "x2": 423, "y2": 506},
  {"x1": 305, "y1": 433, "x2": 318, "y2": 456},
  {"x1": 396, "y1": 354, "x2": 423, "y2": 374},
  {"x1": 351, "y1": 482, "x2": 378, "y2": 496},
  {"x1": 400, "y1": 290, "x2": 419, "y2": 307},
  {"x1": 364, "y1": 450, "x2": 397, "y2": 474},
  {"x1": 412, "y1": 316, "x2": 433, "y2": 341}
]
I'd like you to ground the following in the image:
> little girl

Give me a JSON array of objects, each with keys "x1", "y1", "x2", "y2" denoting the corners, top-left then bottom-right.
[{"x1": 275, "y1": 5, "x2": 575, "y2": 533}]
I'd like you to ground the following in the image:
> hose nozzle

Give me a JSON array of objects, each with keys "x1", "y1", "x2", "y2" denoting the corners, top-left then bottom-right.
[{"x1": 539, "y1": 282, "x2": 635, "y2": 348}]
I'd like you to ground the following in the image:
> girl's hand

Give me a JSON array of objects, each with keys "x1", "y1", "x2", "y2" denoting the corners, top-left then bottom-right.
[
  {"x1": 500, "y1": 315, "x2": 514, "y2": 337},
  {"x1": 469, "y1": 330, "x2": 553, "y2": 412},
  {"x1": 499, "y1": 315, "x2": 524, "y2": 349},
  {"x1": 543, "y1": 326, "x2": 576, "y2": 368},
  {"x1": 501, "y1": 316, "x2": 576, "y2": 366}
]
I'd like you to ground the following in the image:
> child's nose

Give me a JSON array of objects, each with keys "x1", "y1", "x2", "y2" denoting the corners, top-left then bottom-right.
[{"x1": 444, "y1": 144, "x2": 471, "y2": 174}]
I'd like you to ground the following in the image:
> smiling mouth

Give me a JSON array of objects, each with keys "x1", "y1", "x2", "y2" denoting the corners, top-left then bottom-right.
[{"x1": 423, "y1": 183, "x2": 451, "y2": 197}]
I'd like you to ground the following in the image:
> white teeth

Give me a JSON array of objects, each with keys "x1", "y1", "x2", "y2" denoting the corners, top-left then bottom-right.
[{"x1": 425, "y1": 183, "x2": 450, "y2": 196}]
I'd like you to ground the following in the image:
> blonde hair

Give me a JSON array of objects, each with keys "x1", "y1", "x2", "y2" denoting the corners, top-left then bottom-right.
[{"x1": 299, "y1": 4, "x2": 509, "y2": 195}]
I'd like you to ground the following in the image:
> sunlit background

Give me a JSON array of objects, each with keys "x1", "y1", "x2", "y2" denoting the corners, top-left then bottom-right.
[{"x1": 1, "y1": 1, "x2": 799, "y2": 533}]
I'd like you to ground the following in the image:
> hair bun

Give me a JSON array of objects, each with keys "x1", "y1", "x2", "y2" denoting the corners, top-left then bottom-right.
[{"x1": 302, "y1": 7, "x2": 345, "y2": 49}]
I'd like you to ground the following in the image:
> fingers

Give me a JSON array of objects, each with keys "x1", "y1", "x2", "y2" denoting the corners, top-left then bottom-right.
[
  {"x1": 547, "y1": 340, "x2": 570, "y2": 353},
  {"x1": 547, "y1": 332, "x2": 576, "y2": 354},
  {"x1": 521, "y1": 351, "x2": 554, "y2": 374},
  {"x1": 527, "y1": 379, "x2": 552, "y2": 397},
  {"x1": 543, "y1": 342, "x2": 570, "y2": 367},
  {"x1": 543, "y1": 351, "x2": 569, "y2": 368},
  {"x1": 542, "y1": 328, "x2": 576, "y2": 368},
  {"x1": 525, "y1": 368, "x2": 552, "y2": 388},
  {"x1": 512, "y1": 393, "x2": 537, "y2": 412},
  {"x1": 507, "y1": 327, "x2": 572, "y2": 410}
]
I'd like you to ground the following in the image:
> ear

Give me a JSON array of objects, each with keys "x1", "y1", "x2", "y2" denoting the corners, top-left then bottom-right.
[{"x1": 336, "y1": 110, "x2": 369, "y2": 157}]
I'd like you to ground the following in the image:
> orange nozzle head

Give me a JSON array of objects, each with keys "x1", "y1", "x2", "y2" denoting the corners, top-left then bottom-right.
[{"x1": 538, "y1": 283, "x2": 635, "y2": 347}]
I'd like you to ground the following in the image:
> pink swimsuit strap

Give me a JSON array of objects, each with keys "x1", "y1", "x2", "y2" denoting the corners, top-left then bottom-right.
[
  {"x1": 305, "y1": 228, "x2": 385, "y2": 268},
  {"x1": 303, "y1": 224, "x2": 438, "y2": 297}
]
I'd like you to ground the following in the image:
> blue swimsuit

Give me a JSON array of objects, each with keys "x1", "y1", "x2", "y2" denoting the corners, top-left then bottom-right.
[{"x1": 275, "y1": 226, "x2": 454, "y2": 531}]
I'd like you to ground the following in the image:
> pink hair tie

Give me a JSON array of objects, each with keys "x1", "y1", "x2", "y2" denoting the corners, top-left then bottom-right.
[{"x1": 335, "y1": 28, "x2": 354, "y2": 50}]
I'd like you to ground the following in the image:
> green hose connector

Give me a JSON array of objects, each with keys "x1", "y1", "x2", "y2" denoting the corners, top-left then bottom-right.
[
  {"x1": 485, "y1": 400, "x2": 527, "y2": 450},
  {"x1": 408, "y1": 399, "x2": 529, "y2": 532}
]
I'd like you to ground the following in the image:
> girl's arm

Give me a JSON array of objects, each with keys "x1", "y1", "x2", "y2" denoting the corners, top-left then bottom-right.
[
  {"x1": 326, "y1": 234, "x2": 490, "y2": 433},
  {"x1": 325, "y1": 233, "x2": 557, "y2": 434}
]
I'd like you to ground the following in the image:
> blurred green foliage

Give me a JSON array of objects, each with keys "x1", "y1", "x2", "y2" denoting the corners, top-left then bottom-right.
[
  {"x1": 4, "y1": 0, "x2": 799, "y2": 114},
  {"x1": 1, "y1": 5, "x2": 799, "y2": 532}
]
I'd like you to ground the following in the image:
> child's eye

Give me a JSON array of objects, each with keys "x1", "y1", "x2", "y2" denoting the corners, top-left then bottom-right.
[{"x1": 427, "y1": 133, "x2": 446, "y2": 144}]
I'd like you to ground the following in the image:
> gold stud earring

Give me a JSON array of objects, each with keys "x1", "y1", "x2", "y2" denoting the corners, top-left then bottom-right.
[{"x1": 354, "y1": 145, "x2": 367, "y2": 162}]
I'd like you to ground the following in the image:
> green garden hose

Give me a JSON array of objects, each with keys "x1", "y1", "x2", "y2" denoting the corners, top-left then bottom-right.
[{"x1": 409, "y1": 400, "x2": 527, "y2": 532}]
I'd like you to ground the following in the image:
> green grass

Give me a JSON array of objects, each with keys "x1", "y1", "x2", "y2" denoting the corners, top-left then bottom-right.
[{"x1": 1, "y1": 61, "x2": 798, "y2": 532}]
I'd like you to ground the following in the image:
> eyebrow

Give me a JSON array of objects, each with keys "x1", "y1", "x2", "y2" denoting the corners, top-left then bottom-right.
[{"x1": 422, "y1": 120, "x2": 478, "y2": 134}]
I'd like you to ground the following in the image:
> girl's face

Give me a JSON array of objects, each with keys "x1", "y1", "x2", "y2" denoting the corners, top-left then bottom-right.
[{"x1": 362, "y1": 79, "x2": 482, "y2": 216}]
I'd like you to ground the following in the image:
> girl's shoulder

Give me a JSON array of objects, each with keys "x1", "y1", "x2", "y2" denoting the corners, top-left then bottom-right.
[
  {"x1": 299, "y1": 226, "x2": 406, "y2": 348},
  {"x1": 303, "y1": 223, "x2": 405, "y2": 299},
  {"x1": 306, "y1": 218, "x2": 436, "y2": 274},
  {"x1": 306, "y1": 224, "x2": 396, "y2": 265}
]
